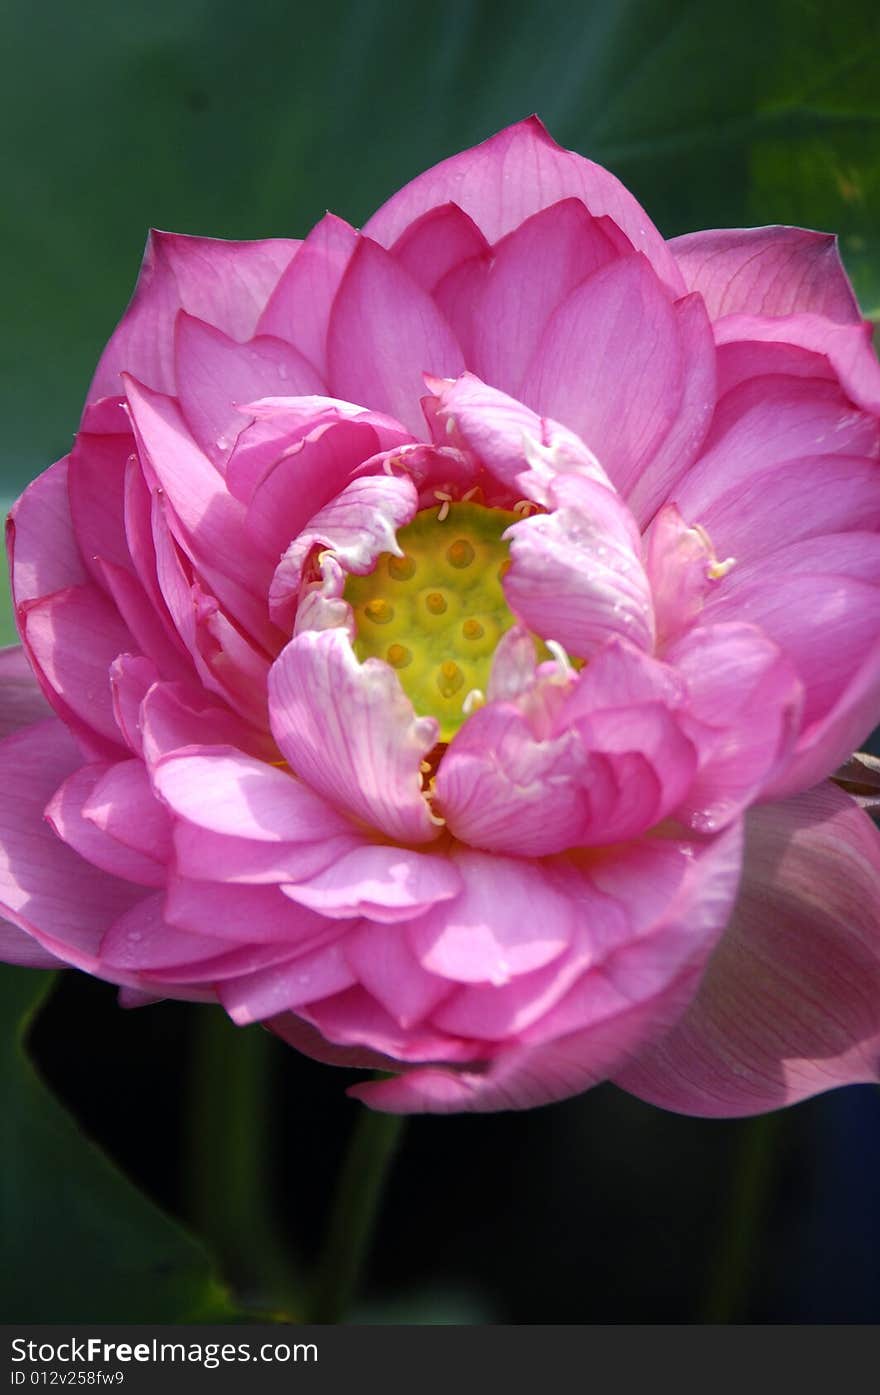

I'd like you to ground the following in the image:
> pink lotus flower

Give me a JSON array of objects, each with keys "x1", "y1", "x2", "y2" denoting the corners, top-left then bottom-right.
[{"x1": 3, "y1": 117, "x2": 880, "y2": 1114}]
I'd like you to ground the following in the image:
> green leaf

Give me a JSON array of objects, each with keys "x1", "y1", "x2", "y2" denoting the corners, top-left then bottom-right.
[
  {"x1": 1, "y1": 0, "x2": 877, "y2": 493},
  {"x1": 0, "y1": 965, "x2": 235, "y2": 1320}
]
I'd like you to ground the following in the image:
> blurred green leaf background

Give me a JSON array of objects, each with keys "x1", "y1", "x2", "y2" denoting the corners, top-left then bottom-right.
[{"x1": 1, "y1": 0, "x2": 879, "y2": 1323}]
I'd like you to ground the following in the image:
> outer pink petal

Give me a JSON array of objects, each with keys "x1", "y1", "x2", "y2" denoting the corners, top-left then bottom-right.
[
  {"x1": 617, "y1": 785, "x2": 880, "y2": 1115},
  {"x1": 695, "y1": 454, "x2": 880, "y2": 568},
  {"x1": 268, "y1": 628, "x2": 440, "y2": 844},
  {"x1": 0, "y1": 646, "x2": 52, "y2": 740},
  {"x1": 123, "y1": 375, "x2": 272, "y2": 596},
  {"x1": 45, "y1": 764, "x2": 167, "y2": 888},
  {"x1": 625, "y1": 293, "x2": 717, "y2": 526},
  {"x1": 9, "y1": 457, "x2": 87, "y2": 604},
  {"x1": 669, "y1": 226, "x2": 862, "y2": 324},
  {"x1": 327, "y1": 236, "x2": 464, "y2": 438},
  {"x1": 713, "y1": 313, "x2": 880, "y2": 414},
  {"x1": 503, "y1": 473, "x2": 655, "y2": 656},
  {"x1": 0, "y1": 719, "x2": 147, "y2": 969},
  {"x1": 89, "y1": 230, "x2": 299, "y2": 401},
  {"x1": 353, "y1": 822, "x2": 743, "y2": 1112},
  {"x1": 408, "y1": 848, "x2": 574, "y2": 985},
  {"x1": 703, "y1": 537, "x2": 880, "y2": 732},
  {"x1": 165, "y1": 878, "x2": 330, "y2": 946},
  {"x1": 673, "y1": 377, "x2": 879, "y2": 521},
  {"x1": 364, "y1": 117, "x2": 684, "y2": 294},
  {"x1": 470, "y1": 199, "x2": 623, "y2": 397},
  {"x1": 390, "y1": 202, "x2": 489, "y2": 291},
  {"x1": 139, "y1": 679, "x2": 274, "y2": 765},
  {"x1": 281, "y1": 843, "x2": 461, "y2": 923},
  {"x1": 174, "y1": 313, "x2": 325, "y2": 465},
  {"x1": 766, "y1": 637, "x2": 880, "y2": 800},
  {"x1": 152, "y1": 745, "x2": 352, "y2": 843},
  {"x1": 667, "y1": 623, "x2": 803, "y2": 830},
  {"x1": 257, "y1": 214, "x2": 358, "y2": 375},
  {"x1": 219, "y1": 941, "x2": 357, "y2": 1025},
  {"x1": 524, "y1": 255, "x2": 683, "y2": 495},
  {"x1": 344, "y1": 920, "x2": 454, "y2": 1028},
  {"x1": 246, "y1": 420, "x2": 389, "y2": 562},
  {"x1": 68, "y1": 430, "x2": 134, "y2": 584},
  {"x1": 83, "y1": 759, "x2": 174, "y2": 862},
  {"x1": 296, "y1": 985, "x2": 485, "y2": 1064},
  {"x1": 22, "y1": 585, "x2": 132, "y2": 752},
  {"x1": 172, "y1": 824, "x2": 358, "y2": 885}
]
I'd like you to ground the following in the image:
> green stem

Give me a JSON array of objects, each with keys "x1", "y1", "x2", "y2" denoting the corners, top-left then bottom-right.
[
  {"x1": 309, "y1": 1108, "x2": 405, "y2": 1323},
  {"x1": 186, "y1": 1010, "x2": 300, "y2": 1317},
  {"x1": 701, "y1": 1112, "x2": 782, "y2": 1323}
]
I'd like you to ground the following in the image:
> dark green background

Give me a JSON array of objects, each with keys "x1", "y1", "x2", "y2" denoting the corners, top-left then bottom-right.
[{"x1": 1, "y1": 0, "x2": 879, "y2": 1323}]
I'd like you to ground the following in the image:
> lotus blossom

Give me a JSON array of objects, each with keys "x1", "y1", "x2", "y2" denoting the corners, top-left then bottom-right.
[{"x1": 2, "y1": 117, "x2": 880, "y2": 1115}]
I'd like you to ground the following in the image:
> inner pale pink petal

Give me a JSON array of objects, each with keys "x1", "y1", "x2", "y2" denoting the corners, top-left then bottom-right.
[{"x1": 269, "y1": 628, "x2": 440, "y2": 844}]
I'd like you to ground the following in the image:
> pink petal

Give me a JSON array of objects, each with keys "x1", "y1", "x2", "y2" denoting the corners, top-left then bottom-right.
[
  {"x1": 68, "y1": 430, "x2": 134, "y2": 583},
  {"x1": 390, "y1": 202, "x2": 488, "y2": 291},
  {"x1": 257, "y1": 213, "x2": 358, "y2": 375},
  {"x1": 354, "y1": 823, "x2": 743, "y2": 1112},
  {"x1": 174, "y1": 313, "x2": 325, "y2": 465},
  {"x1": 123, "y1": 376, "x2": 272, "y2": 596},
  {"x1": 0, "y1": 918, "x2": 64, "y2": 969},
  {"x1": 165, "y1": 877, "x2": 329, "y2": 945},
  {"x1": 0, "y1": 646, "x2": 52, "y2": 740},
  {"x1": 344, "y1": 920, "x2": 454, "y2": 1028},
  {"x1": 22, "y1": 585, "x2": 132, "y2": 752},
  {"x1": 695, "y1": 454, "x2": 880, "y2": 568},
  {"x1": 765, "y1": 636, "x2": 880, "y2": 800},
  {"x1": 625, "y1": 293, "x2": 717, "y2": 527},
  {"x1": 0, "y1": 719, "x2": 147, "y2": 969},
  {"x1": 503, "y1": 473, "x2": 655, "y2": 656},
  {"x1": 436, "y1": 702, "x2": 590, "y2": 856},
  {"x1": 98, "y1": 893, "x2": 234, "y2": 973},
  {"x1": 645, "y1": 503, "x2": 729, "y2": 649},
  {"x1": 172, "y1": 823, "x2": 358, "y2": 884},
  {"x1": 703, "y1": 537, "x2": 880, "y2": 731},
  {"x1": 296, "y1": 985, "x2": 484, "y2": 1063},
  {"x1": 89, "y1": 231, "x2": 299, "y2": 401},
  {"x1": 226, "y1": 395, "x2": 413, "y2": 504},
  {"x1": 525, "y1": 255, "x2": 683, "y2": 495},
  {"x1": 713, "y1": 313, "x2": 880, "y2": 414},
  {"x1": 219, "y1": 939, "x2": 357, "y2": 1025},
  {"x1": 9, "y1": 457, "x2": 87, "y2": 604},
  {"x1": 246, "y1": 419, "x2": 389, "y2": 562},
  {"x1": 45, "y1": 763, "x2": 167, "y2": 887},
  {"x1": 268, "y1": 628, "x2": 440, "y2": 844},
  {"x1": 432, "y1": 372, "x2": 611, "y2": 503},
  {"x1": 327, "y1": 236, "x2": 464, "y2": 437},
  {"x1": 470, "y1": 199, "x2": 624, "y2": 397},
  {"x1": 669, "y1": 226, "x2": 862, "y2": 324},
  {"x1": 83, "y1": 759, "x2": 173, "y2": 862},
  {"x1": 152, "y1": 745, "x2": 351, "y2": 843},
  {"x1": 617, "y1": 785, "x2": 880, "y2": 1114},
  {"x1": 364, "y1": 117, "x2": 684, "y2": 293},
  {"x1": 432, "y1": 254, "x2": 492, "y2": 363},
  {"x1": 109, "y1": 655, "x2": 157, "y2": 757},
  {"x1": 666, "y1": 622, "x2": 803, "y2": 831},
  {"x1": 267, "y1": 472, "x2": 417, "y2": 630},
  {"x1": 281, "y1": 843, "x2": 461, "y2": 923},
  {"x1": 96, "y1": 558, "x2": 195, "y2": 684},
  {"x1": 139, "y1": 679, "x2": 274, "y2": 764},
  {"x1": 674, "y1": 377, "x2": 879, "y2": 521},
  {"x1": 408, "y1": 848, "x2": 574, "y2": 985}
]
